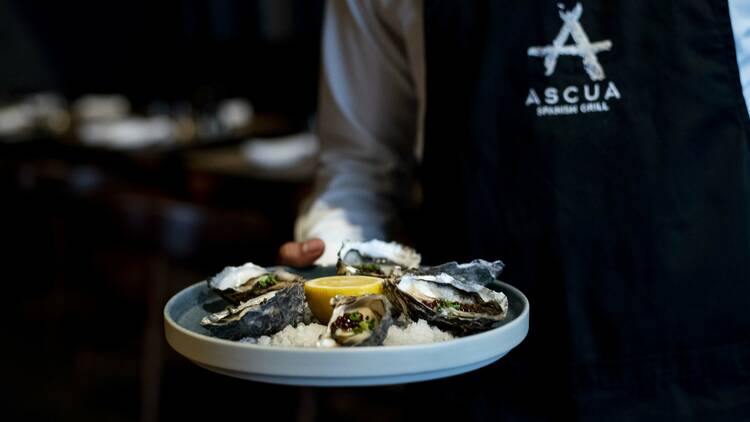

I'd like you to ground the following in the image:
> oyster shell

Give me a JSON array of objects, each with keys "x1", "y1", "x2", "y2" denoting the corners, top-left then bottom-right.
[
  {"x1": 337, "y1": 240, "x2": 421, "y2": 277},
  {"x1": 201, "y1": 282, "x2": 305, "y2": 340},
  {"x1": 384, "y1": 273, "x2": 508, "y2": 336},
  {"x1": 207, "y1": 262, "x2": 303, "y2": 305},
  {"x1": 318, "y1": 294, "x2": 394, "y2": 347},
  {"x1": 415, "y1": 259, "x2": 505, "y2": 287}
]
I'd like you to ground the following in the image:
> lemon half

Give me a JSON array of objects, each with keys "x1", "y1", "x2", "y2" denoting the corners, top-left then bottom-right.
[{"x1": 304, "y1": 276, "x2": 384, "y2": 323}]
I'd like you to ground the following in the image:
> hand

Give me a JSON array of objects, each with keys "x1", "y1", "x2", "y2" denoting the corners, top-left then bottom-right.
[{"x1": 278, "y1": 238, "x2": 325, "y2": 268}]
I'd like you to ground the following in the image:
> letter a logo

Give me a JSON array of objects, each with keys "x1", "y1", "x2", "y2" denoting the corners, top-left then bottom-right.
[{"x1": 528, "y1": 3, "x2": 612, "y2": 81}]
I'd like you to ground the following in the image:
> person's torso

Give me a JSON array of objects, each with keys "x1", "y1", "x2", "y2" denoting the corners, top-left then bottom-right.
[{"x1": 418, "y1": 0, "x2": 750, "y2": 412}]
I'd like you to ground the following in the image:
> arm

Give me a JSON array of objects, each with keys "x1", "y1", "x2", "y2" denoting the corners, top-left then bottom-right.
[
  {"x1": 291, "y1": 0, "x2": 423, "y2": 266},
  {"x1": 729, "y1": 0, "x2": 750, "y2": 117}
]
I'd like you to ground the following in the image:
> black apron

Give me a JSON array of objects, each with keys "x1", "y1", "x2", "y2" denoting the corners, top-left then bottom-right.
[{"x1": 416, "y1": 1, "x2": 750, "y2": 420}]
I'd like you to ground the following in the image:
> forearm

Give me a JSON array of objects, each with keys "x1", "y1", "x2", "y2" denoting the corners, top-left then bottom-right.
[{"x1": 295, "y1": 0, "x2": 421, "y2": 264}]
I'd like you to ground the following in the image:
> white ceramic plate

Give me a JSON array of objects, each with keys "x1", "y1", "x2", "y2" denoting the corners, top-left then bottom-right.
[{"x1": 163, "y1": 267, "x2": 529, "y2": 386}]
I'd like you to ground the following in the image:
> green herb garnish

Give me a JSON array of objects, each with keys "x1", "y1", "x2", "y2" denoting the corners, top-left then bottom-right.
[
  {"x1": 437, "y1": 300, "x2": 461, "y2": 310},
  {"x1": 257, "y1": 274, "x2": 278, "y2": 289},
  {"x1": 353, "y1": 318, "x2": 375, "y2": 334}
]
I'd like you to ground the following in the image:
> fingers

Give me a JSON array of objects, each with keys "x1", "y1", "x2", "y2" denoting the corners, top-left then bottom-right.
[{"x1": 278, "y1": 238, "x2": 325, "y2": 268}]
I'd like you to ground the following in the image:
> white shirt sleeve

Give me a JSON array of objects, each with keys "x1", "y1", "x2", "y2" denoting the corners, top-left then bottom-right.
[
  {"x1": 729, "y1": 0, "x2": 750, "y2": 118},
  {"x1": 294, "y1": 0, "x2": 425, "y2": 265}
]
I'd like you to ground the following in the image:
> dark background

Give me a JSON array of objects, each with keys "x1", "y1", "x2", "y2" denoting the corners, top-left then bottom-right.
[
  {"x1": 1, "y1": 1, "x2": 524, "y2": 421},
  {"x1": 2, "y1": 0, "x2": 333, "y2": 420},
  {"x1": 0, "y1": 0, "x2": 323, "y2": 118}
]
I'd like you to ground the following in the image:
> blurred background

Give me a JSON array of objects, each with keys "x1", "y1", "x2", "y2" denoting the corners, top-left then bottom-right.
[
  {"x1": 1, "y1": 0, "x2": 361, "y2": 420},
  {"x1": 3, "y1": 1, "x2": 514, "y2": 420}
]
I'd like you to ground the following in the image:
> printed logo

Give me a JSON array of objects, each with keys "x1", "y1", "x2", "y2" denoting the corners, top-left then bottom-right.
[
  {"x1": 528, "y1": 3, "x2": 611, "y2": 81},
  {"x1": 525, "y1": 3, "x2": 621, "y2": 117}
]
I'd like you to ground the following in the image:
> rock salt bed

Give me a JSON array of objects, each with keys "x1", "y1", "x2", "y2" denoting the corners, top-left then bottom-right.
[
  {"x1": 240, "y1": 319, "x2": 454, "y2": 347},
  {"x1": 383, "y1": 319, "x2": 454, "y2": 346},
  {"x1": 242, "y1": 323, "x2": 327, "y2": 348}
]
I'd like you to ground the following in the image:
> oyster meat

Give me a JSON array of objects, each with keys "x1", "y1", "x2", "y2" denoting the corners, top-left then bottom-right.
[
  {"x1": 337, "y1": 240, "x2": 421, "y2": 277},
  {"x1": 384, "y1": 273, "x2": 508, "y2": 336},
  {"x1": 208, "y1": 262, "x2": 304, "y2": 305},
  {"x1": 318, "y1": 294, "x2": 394, "y2": 347},
  {"x1": 201, "y1": 282, "x2": 306, "y2": 340}
]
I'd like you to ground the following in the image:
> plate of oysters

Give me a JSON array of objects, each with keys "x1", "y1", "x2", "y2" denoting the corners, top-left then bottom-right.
[{"x1": 164, "y1": 240, "x2": 529, "y2": 386}]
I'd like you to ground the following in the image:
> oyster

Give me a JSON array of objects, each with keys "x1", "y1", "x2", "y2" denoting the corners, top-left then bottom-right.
[
  {"x1": 384, "y1": 273, "x2": 508, "y2": 336},
  {"x1": 318, "y1": 294, "x2": 393, "y2": 347},
  {"x1": 207, "y1": 262, "x2": 304, "y2": 305},
  {"x1": 413, "y1": 259, "x2": 505, "y2": 286},
  {"x1": 201, "y1": 282, "x2": 305, "y2": 340},
  {"x1": 337, "y1": 240, "x2": 421, "y2": 277}
]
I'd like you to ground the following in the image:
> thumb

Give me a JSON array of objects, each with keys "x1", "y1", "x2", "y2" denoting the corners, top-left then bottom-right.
[{"x1": 278, "y1": 238, "x2": 325, "y2": 268}]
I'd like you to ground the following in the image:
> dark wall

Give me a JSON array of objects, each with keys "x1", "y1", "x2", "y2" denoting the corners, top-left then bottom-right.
[{"x1": 0, "y1": 0, "x2": 324, "y2": 117}]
